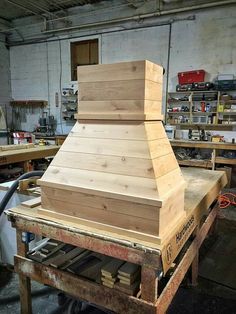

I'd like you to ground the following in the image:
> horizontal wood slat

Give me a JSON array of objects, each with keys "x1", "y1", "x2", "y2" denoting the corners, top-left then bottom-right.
[
  {"x1": 77, "y1": 60, "x2": 163, "y2": 83},
  {"x1": 41, "y1": 188, "x2": 159, "y2": 219},
  {"x1": 39, "y1": 166, "x2": 160, "y2": 201},
  {"x1": 70, "y1": 122, "x2": 166, "y2": 140},
  {"x1": 79, "y1": 80, "x2": 162, "y2": 101},
  {"x1": 41, "y1": 196, "x2": 159, "y2": 235}
]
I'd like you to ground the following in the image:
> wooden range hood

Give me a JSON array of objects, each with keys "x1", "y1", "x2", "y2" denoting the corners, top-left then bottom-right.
[{"x1": 38, "y1": 60, "x2": 186, "y2": 245}]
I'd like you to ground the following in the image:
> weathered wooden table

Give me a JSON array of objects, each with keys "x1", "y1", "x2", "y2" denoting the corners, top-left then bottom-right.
[
  {"x1": 0, "y1": 145, "x2": 60, "y2": 171},
  {"x1": 5, "y1": 168, "x2": 227, "y2": 314}
]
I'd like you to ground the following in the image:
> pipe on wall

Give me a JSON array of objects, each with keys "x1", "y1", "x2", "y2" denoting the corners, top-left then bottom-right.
[{"x1": 41, "y1": 0, "x2": 236, "y2": 34}]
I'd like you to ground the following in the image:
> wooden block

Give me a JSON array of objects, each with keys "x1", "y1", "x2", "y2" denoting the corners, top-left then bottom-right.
[
  {"x1": 69, "y1": 121, "x2": 166, "y2": 141},
  {"x1": 39, "y1": 60, "x2": 186, "y2": 243},
  {"x1": 118, "y1": 262, "x2": 140, "y2": 278},
  {"x1": 115, "y1": 280, "x2": 140, "y2": 296},
  {"x1": 18, "y1": 177, "x2": 39, "y2": 192},
  {"x1": 102, "y1": 280, "x2": 114, "y2": 288},
  {"x1": 101, "y1": 259, "x2": 125, "y2": 277},
  {"x1": 118, "y1": 270, "x2": 140, "y2": 285},
  {"x1": 50, "y1": 247, "x2": 85, "y2": 268},
  {"x1": 79, "y1": 80, "x2": 162, "y2": 102},
  {"x1": 101, "y1": 275, "x2": 117, "y2": 283},
  {"x1": 40, "y1": 197, "x2": 159, "y2": 235},
  {"x1": 36, "y1": 207, "x2": 163, "y2": 245},
  {"x1": 62, "y1": 250, "x2": 91, "y2": 270},
  {"x1": 0, "y1": 143, "x2": 34, "y2": 151},
  {"x1": 21, "y1": 197, "x2": 41, "y2": 208},
  {"x1": 41, "y1": 187, "x2": 159, "y2": 220},
  {"x1": 77, "y1": 60, "x2": 163, "y2": 83},
  {"x1": 77, "y1": 99, "x2": 163, "y2": 120}
]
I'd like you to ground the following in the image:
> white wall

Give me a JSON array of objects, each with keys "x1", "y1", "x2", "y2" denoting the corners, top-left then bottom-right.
[
  {"x1": 9, "y1": 4, "x2": 236, "y2": 135},
  {"x1": 169, "y1": 6, "x2": 236, "y2": 90},
  {"x1": 0, "y1": 39, "x2": 11, "y2": 114}
]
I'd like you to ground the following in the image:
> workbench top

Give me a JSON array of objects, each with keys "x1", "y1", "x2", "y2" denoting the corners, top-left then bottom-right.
[
  {"x1": 0, "y1": 145, "x2": 60, "y2": 166},
  {"x1": 171, "y1": 139, "x2": 236, "y2": 150},
  {"x1": 5, "y1": 167, "x2": 227, "y2": 272}
]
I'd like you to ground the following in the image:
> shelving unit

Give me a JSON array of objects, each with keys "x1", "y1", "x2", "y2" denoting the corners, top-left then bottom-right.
[
  {"x1": 166, "y1": 90, "x2": 236, "y2": 129},
  {"x1": 170, "y1": 139, "x2": 236, "y2": 171},
  {"x1": 61, "y1": 94, "x2": 78, "y2": 122}
]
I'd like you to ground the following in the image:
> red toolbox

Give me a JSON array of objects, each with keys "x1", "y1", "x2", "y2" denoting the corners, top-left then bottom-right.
[{"x1": 178, "y1": 69, "x2": 205, "y2": 84}]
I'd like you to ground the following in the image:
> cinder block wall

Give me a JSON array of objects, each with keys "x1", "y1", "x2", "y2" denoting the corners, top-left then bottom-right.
[
  {"x1": 0, "y1": 39, "x2": 11, "y2": 107},
  {"x1": 8, "y1": 4, "x2": 236, "y2": 133}
]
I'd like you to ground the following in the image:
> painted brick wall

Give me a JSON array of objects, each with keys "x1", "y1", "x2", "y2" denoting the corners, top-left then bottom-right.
[
  {"x1": 0, "y1": 41, "x2": 11, "y2": 105},
  {"x1": 9, "y1": 4, "x2": 236, "y2": 134}
]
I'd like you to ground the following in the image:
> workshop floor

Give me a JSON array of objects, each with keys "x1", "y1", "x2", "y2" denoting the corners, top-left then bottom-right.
[{"x1": 1, "y1": 230, "x2": 236, "y2": 314}]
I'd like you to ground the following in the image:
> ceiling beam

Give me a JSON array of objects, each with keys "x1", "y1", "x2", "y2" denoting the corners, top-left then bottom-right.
[
  {"x1": 0, "y1": 16, "x2": 12, "y2": 29},
  {"x1": 44, "y1": 0, "x2": 67, "y2": 14},
  {"x1": 25, "y1": 0, "x2": 59, "y2": 18},
  {"x1": 4, "y1": 0, "x2": 47, "y2": 19}
]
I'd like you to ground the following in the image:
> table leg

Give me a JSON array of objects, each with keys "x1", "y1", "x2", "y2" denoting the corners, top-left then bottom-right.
[
  {"x1": 191, "y1": 250, "x2": 199, "y2": 286},
  {"x1": 141, "y1": 266, "x2": 158, "y2": 302},
  {"x1": 16, "y1": 230, "x2": 32, "y2": 314},
  {"x1": 190, "y1": 226, "x2": 199, "y2": 286}
]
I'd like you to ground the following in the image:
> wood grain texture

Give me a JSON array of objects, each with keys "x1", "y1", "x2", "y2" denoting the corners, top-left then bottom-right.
[
  {"x1": 77, "y1": 99, "x2": 163, "y2": 120},
  {"x1": 39, "y1": 165, "x2": 160, "y2": 201},
  {"x1": 41, "y1": 188, "x2": 159, "y2": 219},
  {"x1": 41, "y1": 197, "x2": 159, "y2": 235},
  {"x1": 39, "y1": 60, "x2": 185, "y2": 239},
  {"x1": 69, "y1": 121, "x2": 166, "y2": 140},
  {"x1": 77, "y1": 60, "x2": 163, "y2": 83},
  {"x1": 79, "y1": 80, "x2": 162, "y2": 101},
  {"x1": 37, "y1": 207, "x2": 163, "y2": 244}
]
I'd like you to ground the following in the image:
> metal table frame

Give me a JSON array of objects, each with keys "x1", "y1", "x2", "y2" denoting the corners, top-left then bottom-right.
[{"x1": 6, "y1": 202, "x2": 218, "y2": 314}]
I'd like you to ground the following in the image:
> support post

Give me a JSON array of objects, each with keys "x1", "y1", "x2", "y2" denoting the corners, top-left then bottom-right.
[
  {"x1": 141, "y1": 266, "x2": 158, "y2": 302},
  {"x1": 16, "y1": 230, "x2": 32, "y2": 314}
]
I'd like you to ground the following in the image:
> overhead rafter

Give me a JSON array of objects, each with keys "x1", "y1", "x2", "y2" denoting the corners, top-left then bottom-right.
[
  {"x1": 44, "y1": 0, "x2": 68, "y2": 14},
  {"x1": 24, "y1": 0, "x2": 59, "y2": 18},
  {"x1": 4, "y1": 0, "x2": 46, "y2": 19}
]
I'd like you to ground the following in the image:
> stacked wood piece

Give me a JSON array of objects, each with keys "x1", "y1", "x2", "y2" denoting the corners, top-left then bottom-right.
[
  {"x1": 38, "y1": 60, "x2": 186, "y2": 244},
  {"x1": 115, "y1": 262, "x2": 141, "y2": 296},
  {"x1": 101, "y1": 258, "x2": 124, "y2": 288}
]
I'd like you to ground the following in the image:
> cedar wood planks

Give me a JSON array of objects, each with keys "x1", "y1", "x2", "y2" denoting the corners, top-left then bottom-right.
[
  {"x1": 79, "y1": 80, "x2": 162, "y2": 101},
  {"x1": 39, "y1": 60, "x2": 186, "y2": 241},
  {"x1": 77, "y1": 60, "x2": 163, "y2": 83},
  {"x1": 77, "y1": 60, "x2": 163, "y2": 120}
]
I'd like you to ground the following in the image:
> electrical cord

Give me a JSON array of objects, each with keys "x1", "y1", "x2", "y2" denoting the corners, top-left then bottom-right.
[{"x1": 218, "y1": 192, "x2": 236, "y2": 209}]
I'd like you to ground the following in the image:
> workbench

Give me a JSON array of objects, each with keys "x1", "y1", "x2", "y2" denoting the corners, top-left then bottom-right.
[
  {"x1": 0, "y1": 145, "x2": 60, "y2": 171},
  {"x1": 171, "y1": 139, "x2": 236, "y2": 169},
  {"x1": 5, "y1": 168, "x2": 227, "y2": 314}
]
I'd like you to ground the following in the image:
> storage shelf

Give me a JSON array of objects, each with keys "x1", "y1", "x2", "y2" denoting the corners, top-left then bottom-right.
[
  {"x1": 168, "y1": 100, "x2": 190, "y2": 103},
  {"x1": 219, "y1": 112, "x2": 236, "y2": 115},
  {"x1": 192, "y1": 112, "x2": 217, "y2": 114},
  {"x1": 215, "y1": 157, "x2": 236, "y2": 165},
  {"x1": 168, "y1": 112, "x2": 190, "y2": 114},
  {"x1": 177, "y1": 159, "x2": 212, "y2": 168}
]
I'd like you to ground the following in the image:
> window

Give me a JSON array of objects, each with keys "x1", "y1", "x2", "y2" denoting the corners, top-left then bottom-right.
[{"x1": 71, "y1": 39, "x2": 99, "y2": 81}]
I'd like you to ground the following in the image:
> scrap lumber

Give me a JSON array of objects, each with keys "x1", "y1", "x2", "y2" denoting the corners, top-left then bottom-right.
[
  {"x1": 21, "y1": 197, "x2": 41, "y2": 208},
  {"x1": 0, "y1": 143, "x2": 34, "y2": 151},
  {"x1": 101, "y1": 258, "x2": 124, "y2": 287}
]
